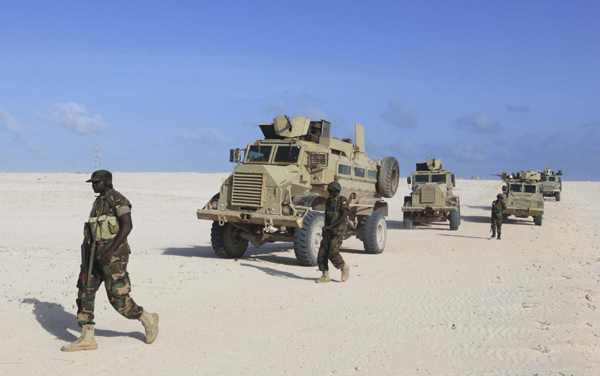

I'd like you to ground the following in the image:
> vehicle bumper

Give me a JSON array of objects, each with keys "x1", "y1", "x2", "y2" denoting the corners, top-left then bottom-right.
[
  {"x1": 505, "y1": 208, "x2": 544, "y2": 218},
  {"x1": 197, "y1": 209, "x2": 305, "y2": 228},
  {"x1": 402, "y1": 206, "x2": 457, "y2": 212}
]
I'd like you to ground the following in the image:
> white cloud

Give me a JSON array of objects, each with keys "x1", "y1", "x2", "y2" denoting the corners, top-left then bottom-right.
[
  {"x1": 175, "y1": 127, "x2": 232, "y2": 145},
  {"x1": 456, "y1": 112, "x2": 501, "y2": 133},
  {"x1": 50, "y1": 102, "x2": 107, "y2": 134},
  {"x1": 0, "y1": 109, "x2": 24, "y2": 134},
  {"x1": 382, "y1": 99, "x2": 419, "y2": 128},
  {"x1": 442, "y1": 140, "x2": 488, "y2": 162}
]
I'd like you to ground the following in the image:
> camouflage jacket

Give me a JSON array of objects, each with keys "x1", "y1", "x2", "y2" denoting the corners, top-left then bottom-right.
[
  {"x1": 86, "y1": 189, "x2": 133, "y2": 255},
  {"x1": 325, "y1": 195, "x2": 349, "y2": 232},
  {"x1": 491, "y1": 199, "x2": 506, "y2": 219}
]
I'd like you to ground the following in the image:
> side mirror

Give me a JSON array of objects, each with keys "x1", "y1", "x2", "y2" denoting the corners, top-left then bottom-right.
[
  {"x1": 407, "y1": 176, "x2": 411, "y2": 185},
  {"x1": 229, "y1": 148, "x2": 242, "y2": 163},
  {"x1": 451, "y1": 174, "x2": 456, "y2": 187},
  {"x1": 502, "y1": 186, "x2": 507, "y2": 192}
]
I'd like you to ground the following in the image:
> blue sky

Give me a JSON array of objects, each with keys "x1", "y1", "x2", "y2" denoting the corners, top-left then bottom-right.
[{"x1": 1, "y1": 1, "x2": 599, "y2": 180}]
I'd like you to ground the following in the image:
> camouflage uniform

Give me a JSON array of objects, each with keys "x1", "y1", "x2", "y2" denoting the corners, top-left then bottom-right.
[
  {"x1": 491, "y1": 197, "x2": 507, "y2": 238},
  {"x1": 77, "y1": 188, "x2": 143, "y2": 326},
  {"x1": 317, "y1": 195, "x2": 349, "y2": 271}
]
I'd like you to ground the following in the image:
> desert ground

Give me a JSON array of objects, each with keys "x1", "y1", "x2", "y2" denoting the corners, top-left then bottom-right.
[{"x1": 0, "y1": 173, "x2": 598, "y2": 375}]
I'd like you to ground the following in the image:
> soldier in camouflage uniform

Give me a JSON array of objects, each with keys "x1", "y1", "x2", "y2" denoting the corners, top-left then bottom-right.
[
  {"x1": 491, "y1": 193, "x2": 507, "y2": 240},
  {"x1": 62, "y1": 170, "x2": 159, "y2": 352},
  {"x1": 316, "y1": 182, "x2": 351, "y2": 283}
]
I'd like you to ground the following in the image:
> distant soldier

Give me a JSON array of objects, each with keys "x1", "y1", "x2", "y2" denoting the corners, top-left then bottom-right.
[
  {"x1": 62, "y1": 170, "x2": 159, "y2": 351},
  {"x1": 317, "y1": 182, "x2": 351, "y2": 283},
  {"x1": 491, "y1": 193, "x2": 507, "y2": 240}
]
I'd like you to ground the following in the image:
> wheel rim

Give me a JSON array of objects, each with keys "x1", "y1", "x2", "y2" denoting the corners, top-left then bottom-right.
[
  {"x1": 313, "y1": 228, "x2": 323, "y2": 249},
  {"x1": 376, "y1": 221, "x2": 385, "y2": 246}
]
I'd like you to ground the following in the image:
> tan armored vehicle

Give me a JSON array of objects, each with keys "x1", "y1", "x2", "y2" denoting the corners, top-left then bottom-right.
[
  {"x1": 540, "y1": 167, "x2": 562, "y2": 201},
  {"x1": 196, "y1": 116, "x2": 400, "y2": 266},
  {"x1": 402, "y1": 158, "x2": 460, "y2": 230},
  {"x1": 495, "y1": 171, "x2": 544, "y2": 226}
]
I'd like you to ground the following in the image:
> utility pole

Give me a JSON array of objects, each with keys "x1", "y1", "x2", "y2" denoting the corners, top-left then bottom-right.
[{"x1": 94, "y1": 145, "x2": 98, "y2": 170}]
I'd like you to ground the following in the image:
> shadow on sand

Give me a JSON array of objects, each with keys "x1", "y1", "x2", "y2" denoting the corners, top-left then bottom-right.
[
  {"x1": 438, "y1": 234, "x2": 491, "y2": 240},
  {"x1": 466, "y1": 205, "x2": 491, "y2": 210},
  {"x1": 238, "y1": 262, "x2": 314, "y2": 281},
  {"x1": 461, "y1": 215, "x2": 492, "y2": 224},
  {"x1": 21, "y1": 298, "x2": 145, "y2": 343}
]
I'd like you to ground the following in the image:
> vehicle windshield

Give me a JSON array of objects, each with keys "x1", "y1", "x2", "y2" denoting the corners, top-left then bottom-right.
[
  {"x1": 245, "y1": 145, "x2": 272, "y2": 163},
  {"x1": 431, "y1": 174, "x2": 446, "y2": 183},
  {"x1": 524, "y1": 185, "x2": 536, "y2": 193},
  {"x1": 549, "y1": 177, "x2": 555, "y2": 181},
  {"x1": 274, "y1": 146, "x2": 301, "y2": 164},
  {"x1": 414, "y1": 175, "x2": 429, "y2": 183},
  {"x1": 510, "y1": 184, "x2": 522, "y2": 193}
]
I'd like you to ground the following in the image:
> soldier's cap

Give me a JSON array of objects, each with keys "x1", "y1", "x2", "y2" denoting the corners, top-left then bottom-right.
[
  {"x1": 86, "y1": 170, "x2": 113, "y2": 183},
  {"x1": 327, "y1": 182, "x2": 342, "y2": 191},
  {"x1": 497, "y1": 193, "x2": 503, "y2": 199}
]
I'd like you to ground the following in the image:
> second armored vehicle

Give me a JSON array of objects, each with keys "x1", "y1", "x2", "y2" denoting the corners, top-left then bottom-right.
[
  {"x1": 402, "y1": 158, "x2": 460, "y2": 230},
  {"x1": 196, "y1": 116, "x2": 400, "y2": 266},
  {"x1": 496, "y1": 171, "x2": 545, "y2": 226},
  {"x1": 540, "y1": 167, "x2": 563, "y2": 201}
]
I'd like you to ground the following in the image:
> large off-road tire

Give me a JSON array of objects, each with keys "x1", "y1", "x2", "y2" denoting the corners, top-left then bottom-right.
[
  {"x1": 555, "y1": 192, "x2": 561, "y2": 202},
  {"x1": 293, "y1": 211, "x2": 325, "y2": 266},
  {"x1": 377, "y1": 157, "x2": 400, "y2": 198},
  {"x1": 449, "y1": 210, "x2": 459, "y2": 231},
  {"x1": 363, "y1": 212, "x2": 387, "y2": 254},
  {"x1": 534, "y1": 215, "x2": 543, "y2": 226},
  {"x1": 211, "y1": 222, "x2": 249, "y2": 258},
  {"x1": 458, "y1": 204, "x2": 461, "y2": 225},
  {"x1": 403, "y1": 211, "x2": 413, "y2": 230}
]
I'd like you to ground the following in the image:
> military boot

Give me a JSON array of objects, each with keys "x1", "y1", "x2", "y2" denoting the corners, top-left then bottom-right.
[
  {"x1": 497, "y1": 233, "x2": 501, "y2": 240},
  {"x1": 316, "y1": 271, "x2": 331, "y2": 283},
  {"x1": 341, "y1": 264, "x2": 350, "y2": 282},
  {"x1": 491, "y1": 232, "x2": 496, "y2": 238},
  {"x1": 61, "y1": 324, "x2": 98, "y2": 352},
  {"x1": 139, "y1": 310, "x2": 159, "y2": 344}
]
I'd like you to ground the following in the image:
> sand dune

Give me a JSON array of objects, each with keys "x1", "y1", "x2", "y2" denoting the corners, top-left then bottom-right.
[{"x1": 0, "y1": 173, "x2": 598, "y2": 375}]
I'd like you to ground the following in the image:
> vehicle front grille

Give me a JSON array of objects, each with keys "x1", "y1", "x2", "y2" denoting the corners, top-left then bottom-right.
[
  {"x1": 231, "y1": 172, "x2": 264, "y2": 207},
  {"x1": 420, "y1": 187, "x2": 435, "y2": 204},
  {"x1": 513, "y1": 198, "x2": 531, "y2": 210}
]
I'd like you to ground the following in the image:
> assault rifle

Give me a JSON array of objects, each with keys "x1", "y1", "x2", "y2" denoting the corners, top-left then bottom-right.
[{"x1": 79, "y1": 223, "x2": 92, "y2": 298}]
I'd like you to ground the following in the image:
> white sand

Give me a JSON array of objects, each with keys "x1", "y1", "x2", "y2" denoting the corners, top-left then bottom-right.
[{"x1": 0, "y1": 173, "x2": 598, "y2": 375}]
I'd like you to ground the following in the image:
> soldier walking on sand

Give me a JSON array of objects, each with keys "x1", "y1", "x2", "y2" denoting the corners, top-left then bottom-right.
[
  {"x1": 316, "y1": 182, "x2": 351, "y2": 283},
  {"x1": 491, "y1": 193, "x2": 507, "y2": 240},
  {"x1": 62, "y1": 170, "x2": 159, "y2": 351}
]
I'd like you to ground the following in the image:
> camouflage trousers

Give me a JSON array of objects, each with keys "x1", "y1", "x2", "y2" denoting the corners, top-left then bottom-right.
[
  {"x1": 317, "y1": 227, "x2": 346, "y2": 272},
  {"x1": 491, "y1": 217, "x2": 502, "y2": 235},
  {"x1": 76, "y1": 251, "x2": 143, "y2": 326}
]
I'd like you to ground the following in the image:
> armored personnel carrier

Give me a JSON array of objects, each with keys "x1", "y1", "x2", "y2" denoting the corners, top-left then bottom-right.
[
  {"x1": 495, "y1": 171, "x2": 544, "y2": 226},
  {"x1": 402, "y1": 158, "x2": 460, "y2": 230},
  {"x1": 196, "y1": 115, "x2": 400, "y2": 266},
  {"x1": 540, "y1": 167, "x2": 562, "y2": 201}
]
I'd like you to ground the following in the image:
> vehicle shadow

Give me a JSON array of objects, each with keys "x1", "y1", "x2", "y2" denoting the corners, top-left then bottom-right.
[
  {"x1": 438, "y1": 234, "x2": 490, "y2": 240},
  {"x1": 387, "y1": 220, "x2": 405, "y2": 230},
  {"x1": 239, "y1": 262, "x2": 314, "y2": 281},
  {"x1": 21, "y1": 298, "x2": 145, "y2": 343},
  {"x1": 466, "y1": 205, "x2": 491, "y2": 210},
  {"x1": 461, "y1": 215, "x2": 492, "y2": 224},
  {"x1": 163, "y1": 243, "x2": 303, "y2": 266},
  {"x1": 162, "y1": 245, "x2": 217, "y2": 258}
]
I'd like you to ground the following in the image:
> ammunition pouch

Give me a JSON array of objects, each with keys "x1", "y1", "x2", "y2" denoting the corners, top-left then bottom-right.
[{"x1": 88, "y1": 215, "x2": 119, "y2": 242}]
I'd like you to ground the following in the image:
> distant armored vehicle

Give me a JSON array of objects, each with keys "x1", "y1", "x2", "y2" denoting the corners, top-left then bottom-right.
[
  {"x1": 540, "y1": 167, "x2": 562, "y2": 201},
  {"x1": 471, "y1": 176, "x2": 482, "y2": 180},
  {"x1": 494, "y1": 171, "x2": 544, "y2": 226},
  {"x1": 402, "y1": 158, "x2": 460, "y2": 230},
  {"x1": 196, "y1": 116, "x2": 400, "y2": 266}
]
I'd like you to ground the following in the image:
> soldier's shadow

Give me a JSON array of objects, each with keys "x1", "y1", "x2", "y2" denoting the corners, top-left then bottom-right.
[{"x1": 22, "y1": 298, "x2": 145, "y2": 342}]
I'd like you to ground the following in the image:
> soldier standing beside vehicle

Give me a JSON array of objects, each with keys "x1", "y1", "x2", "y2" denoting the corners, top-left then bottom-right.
[
  {"x1": 317, "y1": 182, "x2": 351, "y2": 283},
  {"x1": 491, "y1": 193, "x2": 507, "y2": 240},
  {"x1": 62, "y1": 170, "x2": 159, "y2": 351}
]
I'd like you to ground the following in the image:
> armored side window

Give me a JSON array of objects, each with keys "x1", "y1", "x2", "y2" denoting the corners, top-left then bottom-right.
[
  {"x1": 415, "y1": 175, "x2": 429, "y2": 183},
  {"x1": 367, "y1": 169, "x2": 377, "y2": 180},
  {"x1": 510, "y1": 184, "x2": 522, "y2": 193},
  {"x1": 338, "y1": 164, "x2": 351, "y2": 175},
  {"x1": 431, "y1": 174, "x2": 446, "y2": 183},
  {"x1": 524, "y1": 185, "x2": 536, "y2": 193},
  {"x1": 274, "y1": 146, "x2": 301, "y2": 163},
  {"x1": 549, "y1": 177, "x2": 555, "y2": 181},
  {"x1": 354, "y1": 167, "x2": 365, "y2": 178},
  {"x1": 246, "y1": 145, "x2": 272, "y2": 163}
]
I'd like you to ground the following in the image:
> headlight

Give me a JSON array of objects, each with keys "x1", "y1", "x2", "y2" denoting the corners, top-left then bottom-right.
[
  {"x1": 211, "y1": 200, "x2": 218, "y2": 210},
  {"x1": 282, "y1": 205, "x2": 292, "y2": 215}
]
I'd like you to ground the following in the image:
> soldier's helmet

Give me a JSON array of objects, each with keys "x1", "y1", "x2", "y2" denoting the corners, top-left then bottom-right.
[
  {"x1": 86, "y1": 170, "x2": 113, "y2": 185},
  {"x1": 327, "y1": 182, "x2": 342, "y2": 192},
  {"x1": 497, "y1": 193, "x2": 503, "y2": 199}
]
